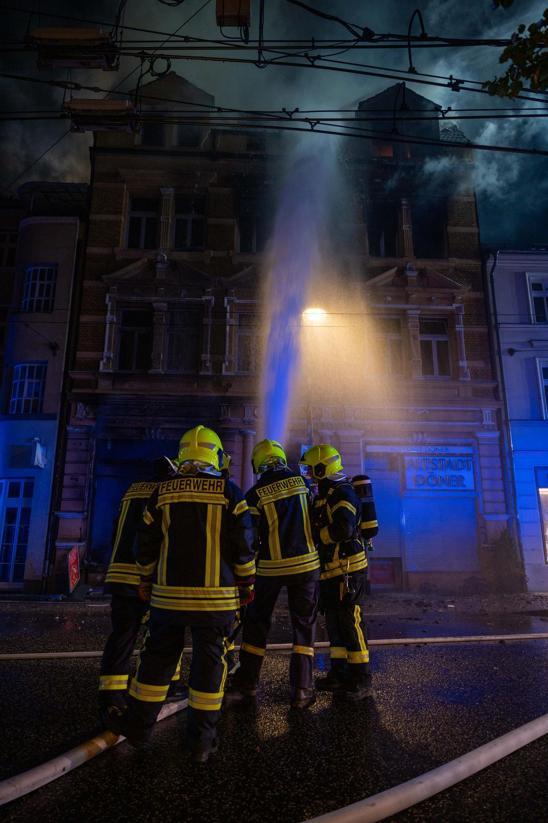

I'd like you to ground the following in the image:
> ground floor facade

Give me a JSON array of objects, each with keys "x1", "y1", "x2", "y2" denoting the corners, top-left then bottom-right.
[
  {"x1": 508, "y1": 422, "x2": 548, "y2": 592},
  {"x1": 34, "y1": 392, "x2": 523, "y2": 596}
]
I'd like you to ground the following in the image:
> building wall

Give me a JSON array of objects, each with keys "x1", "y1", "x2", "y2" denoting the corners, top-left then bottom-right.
[
  {"x1": 491, "y1": 251, "x2": 548, "y2": 592},
  {"x1": 54, "y1": 75, "x2": 511, "y2": 594},
  {"x1": 0, "y1": 217, "x2": 80, "y2": 591}
]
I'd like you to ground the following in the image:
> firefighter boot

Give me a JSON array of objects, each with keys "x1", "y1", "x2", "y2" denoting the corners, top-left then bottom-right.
[
  {"x1": 190, "y1": 736, "x2": 219, "y2": 765},
  {"x1": 290, "y1": 688, "x2": 316, "y2": 710},
  {"x1": 342, "y1": 673, "x2": 374, "y2": 702},
  {"x1": 315, "y1": 668, "x2": 347, "y2": 692},
  {"x1": 223, "y1": 683, "x2": 257, "y2": 707}
]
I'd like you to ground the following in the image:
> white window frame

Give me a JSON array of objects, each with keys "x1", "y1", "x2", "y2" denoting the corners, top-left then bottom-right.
[
  {"x1": 527, "y1": 272, "x2": 548, "y2": 324},
  {"x1": 0, "y1": 478, "x2": 33, "y2": 584},
  {"x1": 20, "y1": 265, "x2": 57, "y2": 313},
  {"x1": 419, "y1": 318, "x2": 451, "y2": 379},
  {"x1": 537, "y1": 358, "x2": 548, "y2": 419},
  {"x1": 9, "y1": 362, "x2": 47, "y2": 415}
]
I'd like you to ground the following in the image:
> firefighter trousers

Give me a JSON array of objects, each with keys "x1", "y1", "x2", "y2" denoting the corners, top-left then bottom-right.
[
  {"x1": 99, "y1": 594, "x2": 181, "y2": 708},
  {"x1": 237, "y1": 574, "x2": 319, "y2": 695},
  {"x1": 321, "y1": 570, "x2": 370, "y2": 679},
  {"x1": 125, "y1": 612, "x2": 232, "y2": 747}
]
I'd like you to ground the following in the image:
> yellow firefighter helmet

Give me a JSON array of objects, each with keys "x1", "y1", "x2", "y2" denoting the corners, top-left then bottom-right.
[
  {"x1": 252, "y1": 439, "x2": 287, "y2": 474},
  {"x1": 300, "y1": 444, "x2": 343, "y2": 479},
  {"x1": 220, "y1": 450, "x2": 232, "y2": 473},
  {"x1": 177, "y1": 425, "x2": 223, "y2": 471}
]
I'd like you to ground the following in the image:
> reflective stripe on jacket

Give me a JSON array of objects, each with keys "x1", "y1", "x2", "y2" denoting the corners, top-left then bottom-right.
[
  {"x1": 104, "y1": 481, "x2": 158, "y2": 592},
  {"x1": 313, "y1": 478, "x2": 365, "y2": 581},
  {"x1": 246, "y1": 468, "x2": 319, "y2": 578},
  {"x1": 137, "y1": 473, "x2": 255, "y2": 619}
]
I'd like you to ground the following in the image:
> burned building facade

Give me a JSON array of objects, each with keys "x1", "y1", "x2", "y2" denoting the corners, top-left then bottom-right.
[{"x1": 48, "y1": 74, "x2": 514, "y2": 594}]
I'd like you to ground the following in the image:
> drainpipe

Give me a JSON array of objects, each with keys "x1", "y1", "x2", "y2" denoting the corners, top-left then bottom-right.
[{"x1": 485, "y1": 250, "x2": 523, "y2": 570}]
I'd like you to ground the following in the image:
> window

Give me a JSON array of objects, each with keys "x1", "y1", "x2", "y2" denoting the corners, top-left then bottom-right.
[
  {"x1": 366, "y1": 199, "x2": 399, "y2": 257},
  {"x1": 377, "y1": 317, "x2": 403, "y2": 375},
  {"x1": 529, "y1": 277, "x2": 548, "y2": 323},
  {"x1": 538, "y1": 488, "x2": 548, "y2": 563},
  {"x1": 539, "y1": 361, "x2": 548, "y2": 417},
  {"x1": 167, "y1": 307, "x2": 202, "y2": 372},
  {"x1": 21, "y1": 265, "x2": 57, "y2": 312},
  {"x1": 0, "y1": 479, "x2": 33, "y2": 583},
  {"x1": 236, "y1": 313, "x2": 258, "y2": 373},
  {"x1": 238, "y1": 194, "x2": 270, "y2": 253},
  {"x1": 373, "y1": 142, "x2": 394, "y2": 158},
  {"x1": 173, "y1": 195, "x2": 205, "y2": 251},
  {"x1": 127, "y1": 197, "x2": 159, "y2": 249},
  {"x1": 0, "y1": 231, "x2": 17, "y2": 267},
  {"x1": 118, "y1": 308, "x2": 153, "y2": 371},
  {"x1": 411, "y1": 198, "x2": 447, "y2": 259},
  {"x1": 9, "y1": 363, "x2": 47, "y2": 414},
  {"x1": 419, "y1": 318, "x2": 450, "y2": 377}
]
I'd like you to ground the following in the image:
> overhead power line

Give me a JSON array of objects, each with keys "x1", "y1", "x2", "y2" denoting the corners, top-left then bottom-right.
[{"x1": 1, "y1": 5, "x2": 513, "y2": 49}]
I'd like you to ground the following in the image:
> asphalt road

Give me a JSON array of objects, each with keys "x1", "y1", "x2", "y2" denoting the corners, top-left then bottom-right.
[{"x1": 1, "y1": 641, "x2": 547, "y2": 823}]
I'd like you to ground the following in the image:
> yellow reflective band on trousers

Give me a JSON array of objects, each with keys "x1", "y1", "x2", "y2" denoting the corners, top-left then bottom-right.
[
  {"x1": 329, "y1": 646, "x2": 347, "y2": 659},
  {"x1": 99, "y1": 674, "x2": 129, "y2": 691},
  {"x1": 353, "y1": 604, "x2": 369, "y2": 662},
  {"x1": 348, "y1": 650, "x2": 369, "y2": 663},
  {"x1": 172, "y1": 656, "x2": 182, "y2": 682},
  {"x1": 241, "y1": 642, "x2": 266, "y2": 657},
  {"x1": 264, "y1": 501, "x2": 282, "y2": 560},
  {"x1": 129, "y1": 679, "x2": 170, "y2": 702},
  {"x1": 188, "y1": 687, "x2": 224, "y2": 712},
  {"x1": 293, "y1": 645, "x2": 314, "y2": 656},
  {"x1": 205, "y1": 504, "x2": 222, "y2": 587}
]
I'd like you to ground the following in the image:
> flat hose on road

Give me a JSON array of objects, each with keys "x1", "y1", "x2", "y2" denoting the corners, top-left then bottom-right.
[
  {"x1": 1, "y1": 633, "x2": 548, "y2": 661},
  {"x1": 304, "y1": 712, "x2": 548, "y2": 823}
]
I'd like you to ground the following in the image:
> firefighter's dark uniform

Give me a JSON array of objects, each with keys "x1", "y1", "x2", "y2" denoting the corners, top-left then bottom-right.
[
  {"x1": 352, "y1": 474, "x2": 379, "y2": 595},
  {"x1": 99, "y1": 481, "x2": 181, "y2": 708},
  {"x1": 314, "y1": 477, "x2": 370, "y2": 682},
  {"x1": 235, "y1": 468, "x2": 320, "y2": 696},
  {"x1": 122, "y1": 472, "x2": 255, "y2": 748}
]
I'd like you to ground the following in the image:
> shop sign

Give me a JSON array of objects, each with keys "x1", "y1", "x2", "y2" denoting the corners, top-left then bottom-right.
[{"x1": 405, "y1": 454, "x2": 475, "y2": 491}]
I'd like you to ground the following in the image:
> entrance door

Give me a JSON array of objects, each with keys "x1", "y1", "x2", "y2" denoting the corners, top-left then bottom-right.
[
  {"x1": 365, "y1": 455, "x2": 403, "y2": 588},
  {"x1": 0, "y1": 479, "x2": 34, "y2": 583}
]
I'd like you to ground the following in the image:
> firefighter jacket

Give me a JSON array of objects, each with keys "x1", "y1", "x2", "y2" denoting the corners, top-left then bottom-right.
[
  {"x1": 246, "y1": 467, "x2": 319, "y2": 579},
  {"x1": 136, "y1": 472, "x2": 256, "y2": 623},
  {"x1": 313, "y1": 477, "x2": 366, "y2": 581},
  {"x1": 104, "y1": 481, "x2": 158, "y2": 596}
]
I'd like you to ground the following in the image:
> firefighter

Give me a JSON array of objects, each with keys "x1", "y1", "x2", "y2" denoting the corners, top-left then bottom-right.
[
  {"x1": 107, "y1": 425, "x2": 255, "y2": 764},
  {"x1": 300, "y1": 445, "x2": 373, "y2": 701},
  {"x1": 98, "y1": 459, "x2": 184, "y2": 727},
  {"x1": 352, "y1": 474, "x2": 379, "y2": 595},
  {"x1": 225, "y1": 439, "x2": 320, "y2": 710}
]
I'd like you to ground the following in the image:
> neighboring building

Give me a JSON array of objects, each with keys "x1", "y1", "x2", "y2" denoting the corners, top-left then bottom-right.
[
  {"x1": 0, "y1": 196, "x2": 24, "y2": 373},
  {"x1": 0, "y1": 183, "x2": 87, "y2": 591},
  {"x1": 489, "y1": 250, "x2": 548, "y2": 592},
  {"x1": 53, "y1": 73, "x2": 512, "y2": 594}
]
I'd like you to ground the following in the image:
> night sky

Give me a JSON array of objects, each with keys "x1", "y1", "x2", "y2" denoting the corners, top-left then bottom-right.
[{"x1": 1, "y1": 0, "x2": 547, "y2": 248}]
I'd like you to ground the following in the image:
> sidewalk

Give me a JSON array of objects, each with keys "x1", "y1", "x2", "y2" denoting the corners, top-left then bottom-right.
[{"x1": 1, "y1": 590, "x2": 547, "y2": 654}]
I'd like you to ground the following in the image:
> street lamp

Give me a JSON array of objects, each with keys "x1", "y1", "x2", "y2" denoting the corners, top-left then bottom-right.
[{"x1": 302, "y1": 306, "x2": 328, "y2": 326}]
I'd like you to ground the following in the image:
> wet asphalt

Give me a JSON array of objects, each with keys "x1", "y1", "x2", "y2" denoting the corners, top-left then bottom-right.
[
  {"x1": 1, "y1": 591, "x2": 548, "y2": 654},
  {"x1": 1, "y1": 639, "x2": 547, "y2": 822}
]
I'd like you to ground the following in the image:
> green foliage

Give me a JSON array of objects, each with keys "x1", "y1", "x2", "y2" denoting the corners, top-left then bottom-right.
[{"x1": 483, "y1": 6, "x2": 548, "y2": 97}]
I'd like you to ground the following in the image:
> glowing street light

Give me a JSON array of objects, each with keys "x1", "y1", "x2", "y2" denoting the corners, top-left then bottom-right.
[{"x1": 302, "y1": 306, "x2": 328, "y2": 325}]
